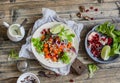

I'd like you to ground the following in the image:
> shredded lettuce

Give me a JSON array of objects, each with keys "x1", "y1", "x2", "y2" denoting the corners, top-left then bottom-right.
[
  {"x1": 60, "y1": 52, "x2": 70, "y2": 64},
  {"x1": 88, "y1": 64, "x2": 99, "y2": 78},
  {"x1": 32, "y1": 38, "x2": 44, "y2": 53}
]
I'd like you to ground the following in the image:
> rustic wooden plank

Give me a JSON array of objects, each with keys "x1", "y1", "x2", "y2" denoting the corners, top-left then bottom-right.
[
  {"x1": 0, "y1": 0, "x2": 92, "y2": 11},
  {"x1": 0, "y1": 0, "x2": 119, "y2": 4},
  {"x1": 104, "y1": 0, "x2": 119, "y2": 2},
  {"x1": 0, "y1": 0, "x2": 118, "y2": 11},
  {"x1": 0, "y1": 10, "x2": 119, "y2": 26},
  {"x1": 0, "y1": 61, "x2": 41, "y2": 73},
  {"x1": 0, "y1": 78, "x2": 17, "y2": 83},
  {"x1": 0, "y1": 2, "x2": 118, "y2": 18},
  {"x1": 34, "y1": 68, "x2": 120, "y2": 83},
  {"x1": 11, "y1": 3, "x2": 119, "y2": 17},
  {"x1": 0, "y1": 45, "x2": 20, "y2": 49},
  {"x1": 1, "y1": 67, "x2": 120, "y2": 83},
  {"x1": 15, "y1": 0, "x2": 97, "y2": 4},
  {"x1": 0, "y1": 61, "x2": 42, "y2": 80},
  {"x1": 16, "y1": 2, "x2": 117, "y2": 15},
  {"x1": 0, "y1": 2, "x2": 118, "y2": 26},
  {"x1": 0, "y1": 0, "x2": 115, "y2": 25},
  {"x1": 0, "y1": 0, "x2": 97, "y2": 4},
  {"x1": 1, "y1": 12, "x2": 119, "y2": 25}
]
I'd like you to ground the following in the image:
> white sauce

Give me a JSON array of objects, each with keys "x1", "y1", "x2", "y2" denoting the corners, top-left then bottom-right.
[{"x1": 10, "y1": 25, "x2": 21, "y2": 36}]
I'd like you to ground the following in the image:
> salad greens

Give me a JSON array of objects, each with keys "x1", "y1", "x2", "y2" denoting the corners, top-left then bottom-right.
[
  {"x1": 88, "y1": 64, "x2": 99, "y2": 78},
  {"x1": 96, "y1": 22, "x2": 116, "y2": 38},
  {"x1": 32, "y1": 38, "x2": 44, "y2": 53},
  {"x1": 96, "y1": 22, "x2": 120, "y2": 56},
  {"x1": 9, "y1": 49, "x2": 19, "y2": 59},
  {"x1": 113, "y1": 30, "x2": 120, "y2": 36},
  {"x1": 110, "y1": 43, "x2": 120, "y2": 55},
  {"x1": 58, "y1": 27, "x2": 75, "y2": 42},
  {"x1": 50, "y1": 24, "x2": 64, "y2": 34},
  {"x1": 60, "y1": 52, "x2": 70, "y2": 64},
  {"x1": 50, "y1": 24, "x2": 75, "y2": 42}
]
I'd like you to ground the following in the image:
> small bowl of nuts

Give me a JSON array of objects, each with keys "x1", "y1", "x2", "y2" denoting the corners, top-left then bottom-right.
[{"x1": 17, "y1": 72, "x2": 40, "y2": 83}]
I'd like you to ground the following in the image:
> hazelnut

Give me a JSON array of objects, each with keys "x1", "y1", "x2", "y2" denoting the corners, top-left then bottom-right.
[
  {"x1": 76, "y1": 12, "x2": 82, "y2": 18},
  {"x1": 83, "y1": 16, "x2": 91, "y2": 20},
  {"x1": 79, "y1": 6, "x2": 85, "y2": 12}
]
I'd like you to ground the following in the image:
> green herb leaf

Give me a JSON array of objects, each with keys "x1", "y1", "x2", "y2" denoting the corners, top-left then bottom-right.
[
  {"x1": 32, "y1": 38, "x2": 44, "y2": 53},
  {"x1": 58, "y1": 26, "x2": 75, "y2": 42},
  {"x1": 9, "y1": 49, "x2": 19, "y2": 59},
  {"x1": 66, "y1": 35, "x2": 72, "y2": 42},
  {"x1": 96, "y1": 22, "x2": 120, "y2": 56},
  {"x1": 60, "y1": 52, "x2": 70, "y2": 64},
  {"x1": 88, "y1": 64, "x2": 99, "y2": 78},
  {"x1": 110, "y1": 42, "x2": 120, "y2": 56},
  {"x1": 96, "y1": 22, "x2": 116, "y2": 38},
  {"x1": 113, "y1": 30, "x2": 120, "y2": 36}
]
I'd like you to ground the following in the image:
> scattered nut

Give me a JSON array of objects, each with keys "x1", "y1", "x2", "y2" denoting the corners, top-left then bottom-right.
[
  {"x1": 77, "y1": 5, "x2": 96, "y2": 20},
  {"x1": 76, "y1": 12, "x2": 82, "y2": 18},
  {"x1": 79, "y1": 6, "x2": 85, "y2": 12},
  {"x1": 83, "y1": 16, "x2": 91, "y2": 20}
]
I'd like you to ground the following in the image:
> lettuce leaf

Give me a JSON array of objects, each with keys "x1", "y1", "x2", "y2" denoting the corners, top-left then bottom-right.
[
  {"x1": 96, "y1": 22, "x2": 120, "y2": 56},
  {"x1": 32, "y1": 38, "x2": 44, "y2": 53},
  {"x1": 60, "y1": 52, "x2": 70, "y2": 64},
  {"x1": 110, "y1": 42, "x2": 120, "y2": 55},
  {"x1": 88, "y1": 64, "x2": 99, "y2": 78},
  {"x1": 58, "y1": 28, "x2": 75, "y2": 42},
  {"x1": 96, "y1": 22, "x2": 116, "y2": 38},
  {"x1": 113, "y1": 30, "x2": 120, "y2": 36},
  {"x1": 9, "y1": 49, "x2": 19, "y2": 59}
]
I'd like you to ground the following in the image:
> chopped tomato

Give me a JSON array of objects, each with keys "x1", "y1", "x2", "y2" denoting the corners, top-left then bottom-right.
[
  {"x1": 53, "y1": 49, "x2": 58, "y2": 55},
  {"x1": 44, "y1": 43, "x2": 48, "y2": 48},
  {"x1": 67, "y1": 42, "x2": 72, "y2": 48},
  {"x1": 52, "y1": 57, "x2": 57, "y2": 62},
  {"x1": 43, "y1": 48, "x2": 48, "y2": 53},
  {"x1": 45, "y1": 54, "x2": 51, "y2": 59}
]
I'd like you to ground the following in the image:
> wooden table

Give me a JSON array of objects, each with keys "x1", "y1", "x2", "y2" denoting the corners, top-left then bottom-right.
[{"x1": 1, "y1": 0, "x2": 120, "y2": 83}]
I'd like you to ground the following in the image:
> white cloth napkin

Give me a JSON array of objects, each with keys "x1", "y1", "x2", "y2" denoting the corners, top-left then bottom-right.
[{"x1": 19, "y1": 8, "x2": 83, "y2": 75}]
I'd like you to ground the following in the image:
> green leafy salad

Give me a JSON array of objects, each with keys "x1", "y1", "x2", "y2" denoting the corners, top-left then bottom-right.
[{"x1": 96, "y1": 22, "x2": 120, "y2": 60}]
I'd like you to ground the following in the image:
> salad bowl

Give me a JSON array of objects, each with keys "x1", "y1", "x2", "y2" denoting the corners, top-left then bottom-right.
[
  {"x1": 85, "y1": 24, "x2": 119, "y2": 63},
  {"x1": 31, "y1": 22, "x2": 79, "y2": 68}
]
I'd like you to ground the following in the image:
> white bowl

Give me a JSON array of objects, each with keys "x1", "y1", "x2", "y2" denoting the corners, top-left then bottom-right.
[
  {"x1": 31, "y1": 22, "x2": 79, "y2": 68},
  {"x1": 17, "y1": 72, "x2": 40, "y2": 83}
]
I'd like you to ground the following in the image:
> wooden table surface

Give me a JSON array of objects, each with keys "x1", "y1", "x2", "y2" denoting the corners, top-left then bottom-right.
[{"x1": 1, "y1": 0, "x2": 120, "y2": 83}]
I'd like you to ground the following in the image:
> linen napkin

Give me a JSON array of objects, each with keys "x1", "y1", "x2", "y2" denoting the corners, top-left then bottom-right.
[{"x1": 19, "y1": 8, "x2": 83, "y2": 75}]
